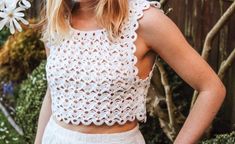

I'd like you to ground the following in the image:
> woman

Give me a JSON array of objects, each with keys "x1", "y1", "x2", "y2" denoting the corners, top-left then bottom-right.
[{"x1": 34, "y1": 0, "x2": 226, "y2": 144}]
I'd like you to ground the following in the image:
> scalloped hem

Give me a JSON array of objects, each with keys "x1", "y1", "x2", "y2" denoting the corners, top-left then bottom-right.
[{"x1": 52, "y1": 112, "x2": 147, "y2": 126}]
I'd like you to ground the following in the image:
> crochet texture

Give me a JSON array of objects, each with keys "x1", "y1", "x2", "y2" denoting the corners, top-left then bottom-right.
[{"x1": 45, "y1": 0, "x2": 162, "y2": 126}]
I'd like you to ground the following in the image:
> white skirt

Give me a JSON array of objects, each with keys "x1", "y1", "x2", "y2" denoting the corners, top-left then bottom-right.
[{"x1": 41, "y1": 115, "x2": 146, "y2": 144}]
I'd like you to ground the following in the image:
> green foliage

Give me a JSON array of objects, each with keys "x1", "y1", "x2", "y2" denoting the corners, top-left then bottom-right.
[
  {"x1": 0, "y1": 27, "x2": 11, "y2": 48},
  {"x1": 0, "y1": 111, "x2": 25, "y2": 144},
  {"x1": 0, "y1": 28, "x2": 46, "y2": 83},
  {"x1": 201, "y1": 131, "x2": 235, "y2": 144},
  {"x1": 15, "y1": 60, "x2": 47, "y2": 143}
]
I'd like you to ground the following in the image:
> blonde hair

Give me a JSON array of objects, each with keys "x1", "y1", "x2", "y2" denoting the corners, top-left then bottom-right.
[{"x1": 38, "y1": 0, "x2": 129, "y2": 45}]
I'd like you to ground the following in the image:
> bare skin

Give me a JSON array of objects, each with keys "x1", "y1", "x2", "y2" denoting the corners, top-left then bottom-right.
[{"x1": 36, "y1": 0, "x2": 226, "y2": 143}]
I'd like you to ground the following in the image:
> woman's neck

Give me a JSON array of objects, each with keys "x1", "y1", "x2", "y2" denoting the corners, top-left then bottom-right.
[{"x1": 72, "y1": 1, "x2": 98, "y2": 20}]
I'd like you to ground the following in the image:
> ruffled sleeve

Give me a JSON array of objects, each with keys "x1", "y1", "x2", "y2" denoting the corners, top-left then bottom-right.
[{"x1": 115, "y1": 0, "x2": 163, "y2": 43}]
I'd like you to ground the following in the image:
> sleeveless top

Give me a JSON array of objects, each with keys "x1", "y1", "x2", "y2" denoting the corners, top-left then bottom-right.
[{"x1": 44, "y1": 0, "x2": 163, "y2": 126}]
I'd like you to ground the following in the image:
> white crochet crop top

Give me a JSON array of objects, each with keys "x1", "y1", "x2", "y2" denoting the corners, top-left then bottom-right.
[{"x1": 44, "y1": 0, "x2": 162, "y2": 126}]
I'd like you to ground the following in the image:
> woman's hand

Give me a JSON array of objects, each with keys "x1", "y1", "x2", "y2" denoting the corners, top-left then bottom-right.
[{"x1": 139, "y1": 6, "x2": 226, "y2": 144}]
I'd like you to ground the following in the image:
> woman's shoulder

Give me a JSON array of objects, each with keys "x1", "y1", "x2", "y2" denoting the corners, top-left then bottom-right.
[
  {"x1": 136, "y1": 2, "x2": 179, "y2": 47},
  {"x1": 137, "y1": 1, "x2": 167, "y2": 31},
  {"x1": 132, "y1": 0, "x2": 190, "y2": 58},
  {"x1": 139, "y1": 6, "x2": 167, "y2": 33},
  {"x1": 128, "y1": 0, "x2": 167, "y2": 35}
]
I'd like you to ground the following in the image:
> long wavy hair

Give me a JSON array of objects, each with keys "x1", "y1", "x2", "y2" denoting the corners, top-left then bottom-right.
[{"x1": 37, "y1": 0, "x2": 129, "y2": 45}]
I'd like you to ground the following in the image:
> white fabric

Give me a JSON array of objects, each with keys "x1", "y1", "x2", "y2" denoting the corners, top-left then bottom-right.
[
  {"x1": 45, "y1": 0, "x2": 162, "y2": 126},
  {"x1": 42, "y1": 115, "x2": 146, "y2": 144}
]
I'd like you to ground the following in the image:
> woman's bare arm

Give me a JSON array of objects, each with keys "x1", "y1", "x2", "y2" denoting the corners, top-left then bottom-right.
[
  {"x1": 139, "y1": 7, "x2": 226, "y2": 144},
  {"x1": 34, "y1": 47, "x2": 52, "y2": 144}
]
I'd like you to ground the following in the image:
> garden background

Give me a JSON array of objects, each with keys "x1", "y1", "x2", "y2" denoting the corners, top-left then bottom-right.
[{"x1": 0, "y1": 0, "x2": 235, "y2": 144}]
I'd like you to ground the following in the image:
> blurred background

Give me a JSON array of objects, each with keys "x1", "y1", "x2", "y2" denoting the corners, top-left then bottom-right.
[{"x1": 0, "y1": 0, "x2": 234, "y2": 143}]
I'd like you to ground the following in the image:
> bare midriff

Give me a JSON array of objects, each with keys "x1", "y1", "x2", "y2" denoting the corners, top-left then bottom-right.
[{"x1": 52, "y1": 115, "x2": 139, "y2": 134}]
